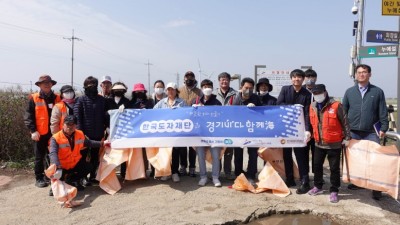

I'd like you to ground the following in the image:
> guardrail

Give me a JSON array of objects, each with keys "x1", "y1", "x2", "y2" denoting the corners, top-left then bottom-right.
[{"x1": 383, "y1": 131, "x2": 400, "y2": 150}]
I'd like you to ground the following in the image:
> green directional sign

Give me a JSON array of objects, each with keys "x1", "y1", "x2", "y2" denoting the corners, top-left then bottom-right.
[{"x1": 359, "y1": 45, "x2": 398, "y2": 58}]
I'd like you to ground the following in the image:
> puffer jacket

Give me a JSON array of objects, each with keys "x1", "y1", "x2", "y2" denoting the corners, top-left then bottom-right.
[{"x1": 73, "y1": 94, "x2": 107, "y2": 140}]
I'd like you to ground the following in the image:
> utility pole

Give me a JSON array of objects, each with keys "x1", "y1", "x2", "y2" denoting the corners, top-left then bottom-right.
[
  {"x1": 144, "y1": 60, "x2": 153, "y2": 94},
  {"x1": 64, "y1": 29, "x2": 82, "y2": 87},
  {"x1": 350, "y1": 0, "x2": 365, "y2": 80}
]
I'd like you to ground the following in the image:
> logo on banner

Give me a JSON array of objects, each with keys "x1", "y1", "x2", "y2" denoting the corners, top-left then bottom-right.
[{"x1": 140, "y1": 119, "x2": 194, "y2": 133}]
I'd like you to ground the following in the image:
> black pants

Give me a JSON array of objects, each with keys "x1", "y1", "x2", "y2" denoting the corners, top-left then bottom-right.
[
  {"x1": 172, "y1": 147, "x2": 186, "y2": 174},
  {"x1": 88, "y1": 147, "x2": 100, "y2": 179},
  {"x1": 307, "y1": 138, "x2": 316, "y2": 173},
  {"x1": 283, "y1": 147, "x2": 310, "y2": 184},
  {"x1": 234, "y1": 147, "x2": 258, "y2": 179},
  {"x1": 313, "y1": 146, "x2": 341, "y2": 193},
  {"x1": 220, "y1": 147, "x2": 233, "y2": 174},
  {"x1": 34, "y1": 133, "x2": 51, "y2": 180},
  {"x1": 62, "y1": 156, "x2": 93, "y2": 183},
  {"x1": 179, "y1": 147, "x2": 196, "y2": 169}
]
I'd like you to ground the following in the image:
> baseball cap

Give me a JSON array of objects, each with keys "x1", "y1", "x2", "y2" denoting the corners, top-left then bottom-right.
[
  {"x1": 166, "y1": 82, "x2": 178, "y2": 90},
  {"x1": 101, "y1": 75, "x2": 112, "y2": 83}
]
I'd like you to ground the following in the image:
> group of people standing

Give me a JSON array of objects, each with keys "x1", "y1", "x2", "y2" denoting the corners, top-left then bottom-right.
[{"x1": 25, "y1": 63, "x2": 389, "y2": 203}]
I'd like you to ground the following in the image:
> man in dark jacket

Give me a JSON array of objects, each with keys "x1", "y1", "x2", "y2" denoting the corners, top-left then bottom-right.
[
  {"x1": 342, "y1": 64, "x2": 389, "y2": 200},
  {"x1": 230, "y1": 77, "x2": 261, "y2": 186},
  {"x1": 24, "y1": 75, "x2": 61, "y2": 188},
  {"x1": 73, "y1": 76, "x2": 107, "y2": 185},
  {"x1": 277, "y1": 69, "x2": 312, "y2": 194}
]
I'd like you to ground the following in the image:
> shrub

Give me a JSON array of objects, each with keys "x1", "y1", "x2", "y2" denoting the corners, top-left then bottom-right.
[{"x1": 0, "y1": 86, "x2": 33, "y2": 161}]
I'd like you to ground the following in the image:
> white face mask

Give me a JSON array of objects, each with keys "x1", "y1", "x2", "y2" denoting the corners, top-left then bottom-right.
[
  {"x1": 63, "y1": 92, "x2": 75, "y2": 100},
  {"x1": 259, "y1": 91, "x2": 268, "y2": 96},
  {"x1": 154, "y1": 88, "x2": 164, "y2": 95},
  {"x1": 202, "y1": 88, "x2": 213, "y2": 96},
  {"x1": 313, "y1": 93, "x2": 325, "y2": 103}
]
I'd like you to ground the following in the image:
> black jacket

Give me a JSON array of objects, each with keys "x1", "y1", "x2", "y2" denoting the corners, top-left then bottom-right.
[
  {"x1": 191, "y1": 94, "x2": 222, "y2": 106},
  {"x1": 277, "y1": 85, "x2": 311, "y2": 131},
  {"x1": 230, "y1": 92, "x2": 261, "y2": 106},
  {"x1": 73, "y1": 94, "x2": 107, "y2": 140},
  {"x1": 258, "y1": 93, "x2": 277, "y2": 106}
]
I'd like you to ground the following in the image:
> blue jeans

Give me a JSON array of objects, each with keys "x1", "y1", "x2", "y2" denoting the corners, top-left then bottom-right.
[
  {"x1": 197, "y1": 147, "x2": 222, "y2": 179},
  {"x1": 350, "y1": 130, "x2": 380, "y2": 144}
]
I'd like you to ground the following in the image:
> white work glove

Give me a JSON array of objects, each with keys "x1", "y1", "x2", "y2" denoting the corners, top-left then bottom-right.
[
  {"x1": 342, "y1": 139, "x2": 350, "y2": 147},
  {"x1": 118, "y1": 104, "x2": 125, "y2": 113},
  {"x1": 171, "y1": 106, "x2": 178, "y2": 109},
  {"x1": 294, "y1": 104, "x2": 303, "y2": 108},
  {"x1": 247, "y1": 103, "x2": 255, "y2": 107},
  {"x1": 304, "y1": 131, "x2": 311, "y2": 143},
  {"x1": 31, "y1": 131, "x2": 40, "y2": 141},
  {"x1": 106, "y1": 128, "x2": 110, "y2": 135},
  {"x1": 52, "y1": 169, "x2": 62, "y2": 180}
]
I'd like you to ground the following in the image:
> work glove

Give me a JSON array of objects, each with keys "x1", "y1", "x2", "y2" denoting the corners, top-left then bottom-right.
[
  {"x1": 106, "y1": 128, "x2": 110, "y2": 135},
  {"x1": 118, "y1": 104, "x2": 125, "y2": 113},
  {"x1": 103, "y1": 140, "x2": 111, "y2": 148},
  {"x1": 342, "y1": 139, "x2": 350, "y2": 147},
  {"x1": 171, "y1": 106, "x2": 178, "y2": 109},
  {"x1": 247, "y1": 103, "x2": 255, "y2": 107},
  {"x1": 31, "y1": 131, "x2": 40, "y2": 141},
  {"x1": 304, "y1": 131, "x2": 311, "y2": 143},
  {"x1": 294, "y1": 104, "x2": 303, "y2": 108},
  {"x1": 53, "y1": 169, "x2": 62, "y2": 180}
]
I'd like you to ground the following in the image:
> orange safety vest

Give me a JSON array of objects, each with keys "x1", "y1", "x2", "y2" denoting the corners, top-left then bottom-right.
[
  {"x1": 53, "y1": 130, "x2": 85, "y2": 170},
  {"x1": 309, "y1": 101, "x2": 344, "y2": 143},
  {"x1": 54, "y1": 102, "x2": 68, "y2": 130},
  {"x1": 32, "y1": 93, "x2": 61, "y2": 135}
]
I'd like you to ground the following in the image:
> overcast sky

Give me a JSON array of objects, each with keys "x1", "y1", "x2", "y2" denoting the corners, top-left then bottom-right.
[{"x1": 0, "y1": 0, "x2": 398, "y2": 97}]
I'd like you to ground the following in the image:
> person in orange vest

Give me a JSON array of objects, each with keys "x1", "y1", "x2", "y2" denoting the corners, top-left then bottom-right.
[
  {"x1": 307, "y1": 84, "x2": 351, "y2": 203},
  {"x1": 50, "y1": 85, "x2": 75, "y2": 134},
  {"x1": 48, "y1": 115, "x2": 105, "y2": 192},
  {"x1": 24, "y1": 75, "x2": 61, "y2": 188}
]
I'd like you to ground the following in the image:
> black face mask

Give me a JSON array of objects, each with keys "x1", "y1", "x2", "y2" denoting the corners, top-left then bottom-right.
[
  {"x1": 185, "y1": 79, "x2": 195, "y2": 87},
  {"x1": 136, "y1": 92, "x2": 146, "y2": 99},
  {"x1": 113, "y1": 91, "x2": 125, "y2": 97},
  {"x1": 84, "y1": 86, "x2": 98, "y2": 96}
]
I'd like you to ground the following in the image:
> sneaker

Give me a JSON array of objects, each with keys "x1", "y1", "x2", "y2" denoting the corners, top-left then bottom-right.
[
  {"x1": 308, "y1": 186, "x2": 324, "y2": 196},
  {"x1": 71, "y1": 181, "x2": 85, "y2": 191},
  {"x1": 179, "y1": 167, "x2": 187, "y2": 176},
  {"x1": 296, "y1": 183, "x2": 311, "y2": 194},
  {"x1": 172, "y1": 173, "x2": 180, "y2": 183},
  {"x1": 160, "y1": 175, "x2": 171, "y2": 181},
  {"x1": 49, "y1": 188, "x2": 53, "y2": 196},
  {"x1": 35, "y1": 178, "x2": 48, "y2": 188},
  {"x1": 43, "y1": 176, "x2": 51, "y2": 185},
  {"x1": 81, "y1": 177, "x2": 92, "y2": 187},
  {"x1": 89, "y1": 178, "x2": 99, "y2": 185},
  {"x1": 189, "y1": 168, "x2": 196, "y2": 177},
  {"x1": 213, "y1": 178, "x2": 222, "y2": 187},
  {"x1": 329, "y1": 192, "x2": 339, "y2": 203},
  {"x1": 198, "y1": 177, "x2": 208, "y2": 186}
]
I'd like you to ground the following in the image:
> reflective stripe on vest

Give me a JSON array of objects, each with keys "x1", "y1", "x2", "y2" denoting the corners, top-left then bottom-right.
[
  {"x1": 53, "y1": 130, "x2": 85, "y2": 170},
  {"x1": 32, "y1": 93, "x2": 61, "y2": 135},
  {"x1": 310, "y1": 101, "x2": 344, "y2": 143},
  {"x1": 55, "y1": 102, "x2": 68, "y2": 130}
]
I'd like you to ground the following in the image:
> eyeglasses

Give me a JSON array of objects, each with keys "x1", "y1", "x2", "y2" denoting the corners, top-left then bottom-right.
[{"x1": 356, "y1": 71, "x2": 369, "y2": 75}]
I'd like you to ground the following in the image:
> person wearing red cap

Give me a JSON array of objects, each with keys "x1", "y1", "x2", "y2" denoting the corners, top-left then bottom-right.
[{"x1": 24, "y1": 74, "x2": 61, "y2": 188}]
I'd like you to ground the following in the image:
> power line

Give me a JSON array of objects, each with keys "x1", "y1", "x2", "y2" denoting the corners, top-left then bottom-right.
[{"x1": 0, "y1": 21, "x2": 66, "y2": 38}]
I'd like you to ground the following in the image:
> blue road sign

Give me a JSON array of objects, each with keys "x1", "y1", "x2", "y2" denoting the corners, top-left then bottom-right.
[{"x1": 366, "y1": 30, "x2": 399, "y2": 44}]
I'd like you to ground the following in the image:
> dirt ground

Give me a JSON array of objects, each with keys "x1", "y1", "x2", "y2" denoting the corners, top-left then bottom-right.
[{"x1": 0, "y1": 165, "x2": 399, "y2": 225}]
